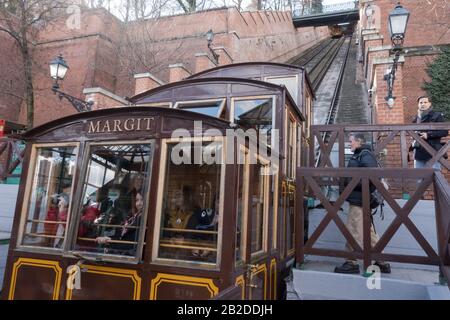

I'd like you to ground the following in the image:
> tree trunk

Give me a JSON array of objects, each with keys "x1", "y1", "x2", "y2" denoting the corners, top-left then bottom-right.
[
  {"x1": 22, "y1": 42, "x2": 34, "y2": 129},
  {"x1": 18, "y1": 0, "x2": 34, "y2": 129},
  {"x1": 125, "y1": 0, "x2": 131, "y2": 22}
]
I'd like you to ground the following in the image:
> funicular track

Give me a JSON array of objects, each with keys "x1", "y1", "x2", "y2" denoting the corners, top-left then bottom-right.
[
  {"x1": 313, "y1": 37, "x2": 351, "y2": 166},
  {"x1": 288, "y1": 35, "x2": 352, "y2": 167},
  {"x1": 288, "y1": 38, "x2": 334, "y2": 66},
  {"x1": 289, "y1": 38, "x2": 345, "y2": 90},
  {"x1": 307, "y1": 37, "x2": 346, "y2": 91}
]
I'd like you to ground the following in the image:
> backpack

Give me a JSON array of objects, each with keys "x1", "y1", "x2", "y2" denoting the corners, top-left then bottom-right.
[{"x1": 356, "y1": 149, "x2": 388, "y2": 219}]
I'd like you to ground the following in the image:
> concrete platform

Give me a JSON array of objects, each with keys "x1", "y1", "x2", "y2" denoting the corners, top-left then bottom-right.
[
  {"x1": 291, "y1": 199, "x2": 450, "y2": 300},
  {"x1": 292, "y1": 266, "x2": 450, "y2": 300}
]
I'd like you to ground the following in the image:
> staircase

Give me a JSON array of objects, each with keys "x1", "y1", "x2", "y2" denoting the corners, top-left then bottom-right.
[{"x1": 335, "y1": 37, "x2": 369, "y2": 124}]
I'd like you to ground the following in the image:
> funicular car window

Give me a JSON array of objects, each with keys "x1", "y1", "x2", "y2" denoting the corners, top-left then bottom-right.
[
  {"x1": 74, "y1": 142, "x2": 153, "y2": 258},
  {"x1": 20, "y1": 145, "x2": 78, "y2": 249},
  {"x1": 286, "y1": 184, "x2": 296, "y2": 254},
  {"x1": 175, "y1": 99, "x2": 225, "y2": 118},
  {"x1": 250, "y1": 158, "x2": 269, "y2": 256},
  {"x1": 155, "y1": 140, "x2": 223, "y2": 266},
  {"x1": 265, "y1": 76, "x2": 298, "y2": 102},
  {"x1": 235, "y1": 148, "x2": 249, "y2": 265},
  {"x1": 232, "y1": 97, "x2": 274, "y2": 146}
]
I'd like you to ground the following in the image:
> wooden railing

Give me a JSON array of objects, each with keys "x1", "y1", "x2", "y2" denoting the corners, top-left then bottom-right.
[
  {"x1": 434, "y1": 171, "x2": 450, "y2": 288},
  {"x1": 310, "y1": 124, "x2": 450, "y2": 170},
  {"x1": 297, "y1": 168, "x2": 446, "y2": 269},
  {"x1": 0, "y1": 137, "x2": 25, "y2": 182}
]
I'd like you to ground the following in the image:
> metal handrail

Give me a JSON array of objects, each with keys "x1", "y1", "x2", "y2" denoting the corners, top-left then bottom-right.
[{"x1": 293, "y1": 0, "x2": 358, "y2": 17}]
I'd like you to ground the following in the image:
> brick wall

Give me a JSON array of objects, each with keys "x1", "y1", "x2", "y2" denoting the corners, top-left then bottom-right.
[
  {"x1": 360, "y1": 0, "x2": 450, "y2": 198},
  {"x1": 369, "y1": 0, "x2": 450, "y2": 47},
  {"x1": 402, "y1": 54, "x2": 439, "y2": 122},
  {"x1": 1, "y1": 7, "x2": 330, "y2": 127},
  {"x1": 0, "y1": 22, "x2": 25, "y2": 123}
]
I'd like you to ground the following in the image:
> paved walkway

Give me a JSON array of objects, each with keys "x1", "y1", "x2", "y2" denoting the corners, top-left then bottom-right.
[
  {"x1": 0, "y1": 184, "x2": 18, "y2": 237},
  {"x1": 0, "y1": 244, "x2": 9, "y2": 292}
]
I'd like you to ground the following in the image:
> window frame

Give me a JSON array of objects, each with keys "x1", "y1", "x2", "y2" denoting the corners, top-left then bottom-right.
[
  {"x1": 135, "y1": 102, "x2": 172, "y2": 108},
  {"x1": 230, "y1": 95, "x2": 276, "y2": 147},
  {"x1": 68, "y1": 139, "x2": 155, "y2": 264},
  {"x1": 235, "y1": 144, "x2": 250, "y2": 267},
  {"x1": 174, "y1": 98, "x2": 226, "y2": 118},
  {"x1": 286, "y1": 183, "x2": 296, "y2": 256},
  {"x1": 249, "y1": 153, "x2": 270, "y2": 261},
  {"x1": 264, "y1": 75, "x2": 299, "y2": 103},
  {"x1": 16, "y1": 142, "x2": 80, "y2": 254},
  {"x1": 151, "y1": 136, "x2": 225, "y2": 270},
  {"x1": 271, "y1": 166, "x2": 279, "y2": 251},
  {"x1": 284, "y1": 108, "x2": 298, "y2": 180}
]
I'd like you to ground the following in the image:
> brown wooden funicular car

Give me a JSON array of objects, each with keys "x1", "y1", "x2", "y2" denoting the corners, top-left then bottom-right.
[{"x1": 1, "y1": 63, "x2": 313, "y2": 300}]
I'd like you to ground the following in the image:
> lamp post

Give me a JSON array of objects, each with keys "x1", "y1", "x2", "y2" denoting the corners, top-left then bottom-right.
[
  {"x1": 206, "y1": 29, "x2": 220, "y2": 65},
  {"x1": 384, "y1": 2, "x2": 410, "y2": 107},
  {"x1": 49, "y1": 54, "x2": 93, "y2": 112}
]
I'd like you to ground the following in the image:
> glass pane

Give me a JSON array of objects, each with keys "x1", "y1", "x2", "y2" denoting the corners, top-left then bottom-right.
[
  {"x1": 279, "y1": 183, "x2": 285, "y2": 257},
  {"x1": 286, "y1": 187, "x2": 295, "y2": 252},
  {"x1": 234, "y1": 98, "x2": 273, "y2": 143},
  {"x1": 158, "y1": 142, "x2": 222, "y2": 264},
  {"x1": 235, "y1": 151, "x2": 247, "y2": 264},
  {"x1": 22, "y1": 146, "x2": 77, "y2": 248},
  {"x1": 271, "y1": 174, "x2": 278, "y2": 250},
  {"x1": 181, "y1": 107, "x2": 219, "y2": 117},
  {"x1": 287, "y1": 119, "x2": 296, "y2": 178},
  {"x1": 266, "y1": 77, "x2": 298, "y2": 102},
  {"x1": 75, "y1": 143, "x2": 153, "y2": 257},
  {"x1": 250, "y1": 161, "x2": 266, "y2": 254},
  {"x1": 178, "y1": 101, "x2": 222, "y2": 117}
]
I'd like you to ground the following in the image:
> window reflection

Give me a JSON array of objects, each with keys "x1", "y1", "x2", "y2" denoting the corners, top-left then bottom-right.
[
  {"x1": 177, "y1": 100, "x2": 225, "y2": 118},
  {"x1": 265, "y1": 76, "x2": 298, "y2": 102},
  {"x1": 286, "y1": 185, "x2": 295, "y2": 253},
  {"x1": 157, "y1": 142, "x2": 222, "y2": 265},
  {"x1": 22, "y1": 146, "x2": 77, "y2": 249},
  {"x1": 75, "y1": 143, "x2": 152, "y2": 258},
  {"x1": 233, "y1": 98, "x2": 273, "y2": 144},
  {"x1": 250, "y1": 160, "x2": 268, "y2": 255},
  {"x1": 235, "y1": 150, "x2": 248, "y2": 265}
]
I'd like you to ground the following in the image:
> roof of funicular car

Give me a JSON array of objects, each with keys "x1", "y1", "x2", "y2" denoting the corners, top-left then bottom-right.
[
  {"x1": 20, "y1": 106, "x2": 233, "y2": 140},
  {"x1": 186, "y1": 61, "x2": 315, "y2": 98},
  {"x1": 129, "y1": 77, "x2": 305, "y2": 121}
]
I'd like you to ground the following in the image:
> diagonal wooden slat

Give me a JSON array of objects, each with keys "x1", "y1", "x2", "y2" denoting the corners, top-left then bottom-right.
[
  {"x1": 373, "y1": 130, "x2": 399, "y2": 155},
  {"x1": 304, "y1": 176, "x2": 362, "y2": 252},
  {"x1": 371, "y1": 175, "x2": 438, "y2": 259},
  {"x1": 316, "y1": 132, "x2": 334, "y2": 168},
  {"x1": 408, "y1": 130, "x2": 450, "y2": 169},
  {"x1": 318, "y1": 131, "x2": 338, "y2": 167},
  {"x1": 427, "y1": 140, "x2": 450, "y2": 170},
  {"x1": 372, "y1": 175, "x2": 431, "y2": 253}
]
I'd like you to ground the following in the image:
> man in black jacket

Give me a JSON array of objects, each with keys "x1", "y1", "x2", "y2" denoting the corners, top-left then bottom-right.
[
  {"x1": 412, "y1": 96, "x2": 448, "y2": 169},
  {"x1": 334, "y1": 133, "x2": 391, "y2": 274}
]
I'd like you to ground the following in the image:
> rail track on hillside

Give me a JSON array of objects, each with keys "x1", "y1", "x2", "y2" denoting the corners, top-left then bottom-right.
[{"x1": 289, "y1": 35, "x2": 352, "y2": 167}]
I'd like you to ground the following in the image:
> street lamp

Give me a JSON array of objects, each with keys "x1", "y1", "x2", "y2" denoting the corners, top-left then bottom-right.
[
  {"x1": 49, "y1": 54, "x2": 93, "y2": 112},
  {"x1": 384, "y1": 2, "x2": 410, "y2": 107},
  {"x1": 206, "y1": 29, "x2": 220, "y2": 65}
]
